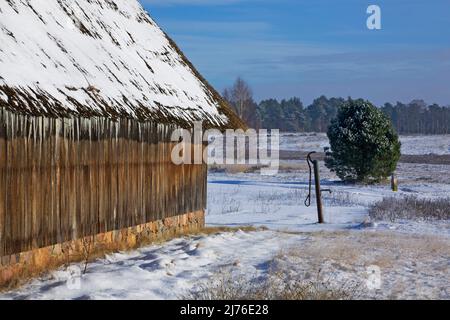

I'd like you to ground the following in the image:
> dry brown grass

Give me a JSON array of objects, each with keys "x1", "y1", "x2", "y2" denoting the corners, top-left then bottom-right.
[
  {"x1": 208, "y1": 162, "x2": 315, "y2": 175},
  {"x1": 263, "y1": 230, "x2": 450, "y2": 299},
  {"x1": 209, "y1": 164, "x2": 260, "y2": 174},
  {"x1": 198, "y1": 226, "x2": 268, "y2": 236},
  {"x1": 369, "y1": 196, "x2": 450, "y2": 221},
  {"x1": 395, "y1": 163, "x2": 450, "y2": 184},
  {"x1": 184, "y1": 268, "x2": 362, "y2": 300},
  {"x1": 289, "y1": 230, "x2": 450, "y2": 259}
]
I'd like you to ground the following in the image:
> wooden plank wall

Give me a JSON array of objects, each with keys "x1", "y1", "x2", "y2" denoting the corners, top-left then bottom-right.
[{"x1": 0, "y1": 109, "x2": 207, "y2": 257}]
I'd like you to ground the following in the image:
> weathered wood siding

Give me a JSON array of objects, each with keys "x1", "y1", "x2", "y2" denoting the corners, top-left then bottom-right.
[{"x1": 0, "y1": 109, "x2": 207, "y2": 257}]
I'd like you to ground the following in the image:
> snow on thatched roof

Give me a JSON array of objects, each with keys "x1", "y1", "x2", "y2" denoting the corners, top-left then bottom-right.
[{"x1": 0, "y1": 0, "x2": 244, "y2": 129}]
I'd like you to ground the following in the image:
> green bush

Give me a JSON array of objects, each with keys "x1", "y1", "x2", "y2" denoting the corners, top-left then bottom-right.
[{"x1": 325, "y1": 99, "x2": 401, "y2": 183}]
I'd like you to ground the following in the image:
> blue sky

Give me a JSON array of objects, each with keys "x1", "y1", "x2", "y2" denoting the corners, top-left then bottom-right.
[{"x1": 140, "y1": 0, "x2": 450, "y2": 106}]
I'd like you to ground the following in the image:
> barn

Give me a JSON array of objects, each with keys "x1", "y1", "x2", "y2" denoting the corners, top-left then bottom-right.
[{"x1": 0, "y1": 0, "x2": 243, "y2": 285}]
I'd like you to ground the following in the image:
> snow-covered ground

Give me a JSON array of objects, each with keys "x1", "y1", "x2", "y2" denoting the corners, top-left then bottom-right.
[
  {"x1": 280, "y1": 133, "x2": 450, "y2": 155},
  {"x1": 2, "y1": 167, "x2": 449, "y2": 300},
  {"x1": 206, "y1": 172, "x2": 450, "y2": 236},
  {"x1": 1, "y1": 135, "x2": 449, "y2": 300},
  {"x1": 400, "y1": 135, "x2": 450, "y2": 155},
  {"x1": 279, "y1": 133, "x2": 330, "y2": 153},
  {"x1": 2, "y1": 230, "x2": 304, "y2": 300},
  {"x1": 3, "y1": 226, "x2": 448, "y2": 300}
]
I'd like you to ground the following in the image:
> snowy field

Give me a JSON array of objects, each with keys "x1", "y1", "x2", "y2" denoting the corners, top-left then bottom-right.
[
  {"x1": 206, "y1": 173, "x2": 450, "y2": 236},
  {"x1": 2, "y1": 168, "x2": 449, "y2": 300},
  {"x1": 280, "y1": 133, "x2": 450, "y2": 155},
  {"x1": 1, "y1": 135, "x2": 449, "y2": 300}
]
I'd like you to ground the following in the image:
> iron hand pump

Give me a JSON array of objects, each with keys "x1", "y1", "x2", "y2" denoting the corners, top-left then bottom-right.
[{"x1": 305, "y1": 152, "x2": 331, "y2": 224}]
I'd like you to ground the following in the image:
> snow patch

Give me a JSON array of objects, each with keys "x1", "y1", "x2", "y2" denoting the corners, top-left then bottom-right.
[
  {"x1": 279, "y1": 133, "x2": 450, "y2": 155},
  {"x1": 0, "y1": 230, "x2": 306, "y2": 300},
  {"x1": 0, "y1": 90, "x2": 7, "y2": 102}
]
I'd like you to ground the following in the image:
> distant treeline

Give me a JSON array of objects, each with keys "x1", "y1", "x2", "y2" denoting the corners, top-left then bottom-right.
[
  {"x1": 258, "y1": 97, "x2": 450, "y2": 135},
  {"x1": 223, "y1": 78, "x2": 450, "y2": 134}
]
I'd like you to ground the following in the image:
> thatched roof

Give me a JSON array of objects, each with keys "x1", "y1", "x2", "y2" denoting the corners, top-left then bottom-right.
[{"x1": 0, "y1": 0, "x2": 245, "y2": 130}]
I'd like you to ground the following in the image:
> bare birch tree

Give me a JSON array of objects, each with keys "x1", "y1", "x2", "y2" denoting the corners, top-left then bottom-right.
[{"x1": 223, "y1": 78, "x2": 261, "y2": 128}]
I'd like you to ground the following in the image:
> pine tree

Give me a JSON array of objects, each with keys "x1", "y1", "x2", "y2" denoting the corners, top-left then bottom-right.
[{"x1": 325, "y1": 99, "x2": 401, "y2": 183}]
